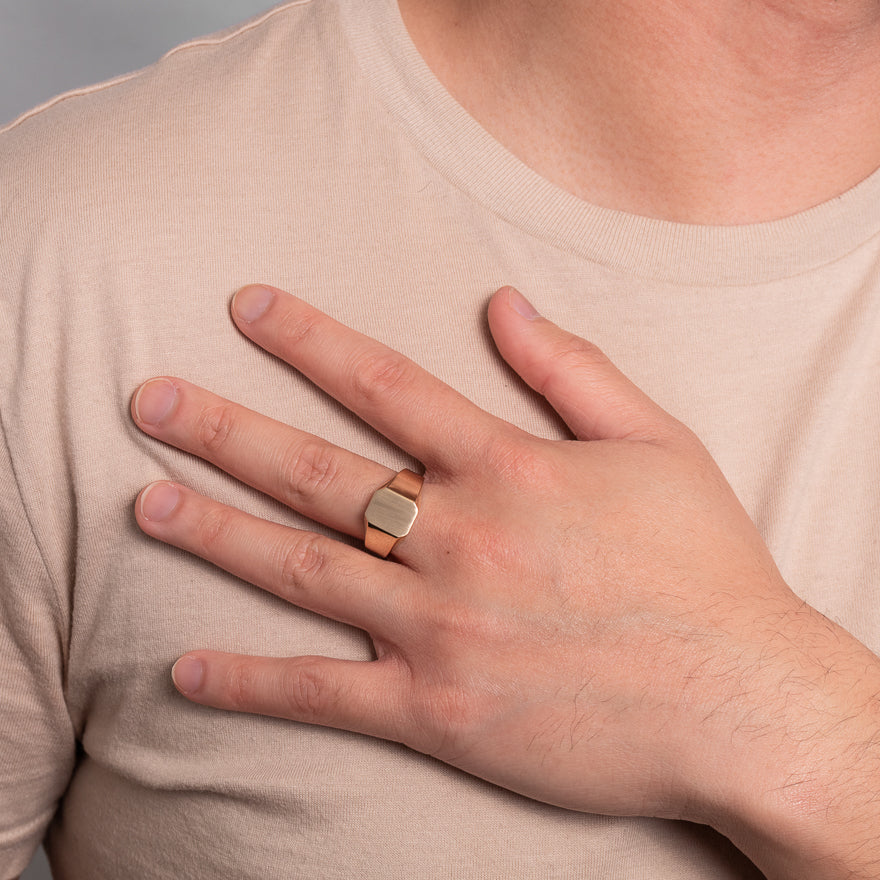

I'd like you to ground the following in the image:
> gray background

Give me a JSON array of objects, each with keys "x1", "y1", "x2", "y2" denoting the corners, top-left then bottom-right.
[
  {"x1": 1, "y1": 0, "x2": 273, "y2": 126},
  {"x1": 2, "y1": 3, "x2": 276, "y2": 876}
]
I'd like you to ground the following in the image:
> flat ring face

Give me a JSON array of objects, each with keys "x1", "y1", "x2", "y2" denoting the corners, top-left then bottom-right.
[{"x1": 365, "y1": 486, "x2": 419, "y2": 538}]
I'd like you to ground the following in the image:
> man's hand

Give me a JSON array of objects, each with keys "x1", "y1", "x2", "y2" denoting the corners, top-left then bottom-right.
[{"x1": 131, "y1": 284, "x2": 880, "y2": 880}]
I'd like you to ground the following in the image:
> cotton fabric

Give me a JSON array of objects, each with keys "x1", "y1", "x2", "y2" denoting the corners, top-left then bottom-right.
[{"x1": 2, "y1": 1, "x2": 880, "y2": 876}]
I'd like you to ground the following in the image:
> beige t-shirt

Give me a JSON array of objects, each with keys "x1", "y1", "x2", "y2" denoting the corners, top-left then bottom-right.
[{"x1": 2, "y1": 1, "x2": 880, "y2": 877}]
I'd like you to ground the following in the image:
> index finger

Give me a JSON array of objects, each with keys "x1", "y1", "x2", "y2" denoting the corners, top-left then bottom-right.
[{"x1": 230, "y1": 285, "x2": 512, "y2": 473}]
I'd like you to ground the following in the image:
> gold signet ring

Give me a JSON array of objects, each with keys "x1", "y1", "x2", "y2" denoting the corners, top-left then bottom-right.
[{"x1": 364, "y1": 469, "x2": 424, "y2": 558}]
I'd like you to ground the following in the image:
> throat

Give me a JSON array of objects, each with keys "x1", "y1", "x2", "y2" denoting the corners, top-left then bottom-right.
[{"x1": 399, "y1": 0, "x2": 880, "y2": 224}]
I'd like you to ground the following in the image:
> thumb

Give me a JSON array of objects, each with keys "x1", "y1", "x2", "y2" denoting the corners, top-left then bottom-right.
[{"x1": 487, "y1": 286, "x2": 680, "y2": 442}]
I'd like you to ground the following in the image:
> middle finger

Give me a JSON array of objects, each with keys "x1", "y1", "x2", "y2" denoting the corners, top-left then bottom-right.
[{"x1": 132, "y1": 376, "x2": 397, "y2": 539}]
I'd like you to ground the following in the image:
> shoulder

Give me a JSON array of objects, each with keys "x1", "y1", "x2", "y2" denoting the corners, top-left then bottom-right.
[
  {"x1": 0, "y1": 0, "x2": 338, "y2": 208},
  {"x1": 0, "y1": 0, "x2": 326, "y2": 136}
]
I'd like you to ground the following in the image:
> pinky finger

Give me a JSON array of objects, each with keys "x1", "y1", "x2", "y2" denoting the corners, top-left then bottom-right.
[{"x1": 172, "y1": 651, "x2": 408, "y2": 742}]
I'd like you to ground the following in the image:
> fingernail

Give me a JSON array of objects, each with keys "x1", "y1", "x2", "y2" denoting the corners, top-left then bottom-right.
[
  {"x1": 172, "y1": 656, "x2": 204, "y2": 695},
  {"x1": 140, "y1": 482, "x2": 180, "y2": 522},
  {"x1": 233, "y1": 285, "x2": 274, "y2": 323},
  {"x1": 506, "y1": 286, "x2": 539, "y2": 320},
  {"x1": 134, "y1": 379, "x2": 178, "y2": 426}
]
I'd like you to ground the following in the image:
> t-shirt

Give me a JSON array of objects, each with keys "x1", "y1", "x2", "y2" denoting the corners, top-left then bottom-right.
[{"x1": 2, "y1": 1, "x2": 879, "y2": 877}]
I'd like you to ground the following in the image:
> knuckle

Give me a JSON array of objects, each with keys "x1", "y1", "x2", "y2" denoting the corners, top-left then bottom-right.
[
  {"x1": 281, "y1": 439, "x2": 341, "y2": 507},
  {"x1": 225, "y1": 661, "x2": 258, "y2": 711},
  {"x1": 279, "y1": 532, "x2": 329, "y2": 597},
  {"x1": 433, "y1": 601, "x2": 490, "y2": 644},
  {"x1": 424, "y1": 684, "x2": 472, "y2": 733},
  {"x1": 196, "y1": 505, "x2": 238, "y2": 555},
  {"x1": 282, "y1": 660, "x2": 331, "y2": 720},
  {"x1": 407, "y1": 675, "x2": 485, "y2": 759},
  {"x1": 351, "y1": 349, "x2": 414, "y2": 405},
  {"x1": 606, "y1": 405, "x2": 666, "y2": 444},
  {"x1": 537, "y1": 336, "x2": 609, "y2": 398},
  {"x1": 276, "y1": 306, "x2": 323, "y2": 350},
  {"x1": 195, "y1": 403, "x2": 237, "y2": 455},
  {"x1": 484, "y1": 437, "x2": 558, "y2": 490},
  {"x1": 549, "y1": 334, "x2": 609, "y2": 373}
]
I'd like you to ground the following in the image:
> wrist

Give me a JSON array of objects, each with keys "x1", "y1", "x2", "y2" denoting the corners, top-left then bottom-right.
[{"x1": 702, "y1": 609, "x2": 880, "y2": 880}]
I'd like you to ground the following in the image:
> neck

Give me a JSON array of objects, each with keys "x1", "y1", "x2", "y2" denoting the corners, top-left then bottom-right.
[{"x1": 399, "y1": 0, "x2": 880, "y2": 223}]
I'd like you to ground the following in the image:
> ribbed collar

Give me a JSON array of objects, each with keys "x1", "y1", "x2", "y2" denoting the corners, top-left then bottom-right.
[{"x1": 338, "y1": 0, "x2": 880, "y2": 285}]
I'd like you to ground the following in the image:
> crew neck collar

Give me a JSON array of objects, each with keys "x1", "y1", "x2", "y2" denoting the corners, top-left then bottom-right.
[{"x1": 338, "y1": 0, "x2": 880, "y2": 286}]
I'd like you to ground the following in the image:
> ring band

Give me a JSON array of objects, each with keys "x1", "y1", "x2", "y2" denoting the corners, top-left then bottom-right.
[{"x1": 364, "y1": 469, "x2": 424, "y2": 558}]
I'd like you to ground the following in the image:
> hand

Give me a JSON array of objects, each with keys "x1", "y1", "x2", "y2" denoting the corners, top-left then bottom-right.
[{"x1": 132, "y1": 284, "x2": 880, "y2": 879}]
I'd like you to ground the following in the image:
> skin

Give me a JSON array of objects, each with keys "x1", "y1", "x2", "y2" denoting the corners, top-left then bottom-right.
[
  {"x1": 397, "y1": 0, "x2": 880, "y2": 223},
  {"x1": 133, "y1": 284, "x2": 880, "y2": 880}
]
